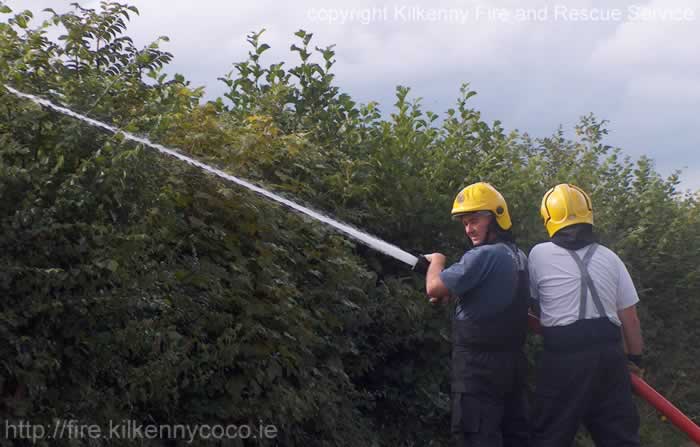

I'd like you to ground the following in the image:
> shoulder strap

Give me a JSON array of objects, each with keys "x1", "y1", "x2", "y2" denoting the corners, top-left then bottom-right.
[
  {"x1": 566, "y1": 244, "x2": 606, "y2": 320},
  {"x1": 500, "y1": 242, "x2": 524, "y2": 271}
]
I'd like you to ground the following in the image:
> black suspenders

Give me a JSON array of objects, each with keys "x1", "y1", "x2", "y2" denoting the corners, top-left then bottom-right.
[
  {"x1": 504, "y1": 242, "x2": 524, "y2": 272},
  {"x1": 565, "y1": 243, "x2": 607, "y2": 320}
]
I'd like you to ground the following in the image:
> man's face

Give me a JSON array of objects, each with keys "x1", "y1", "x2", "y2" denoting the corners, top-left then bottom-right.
[{"x1": 460, "y1": 212, "x2": 493, "y2": 246}]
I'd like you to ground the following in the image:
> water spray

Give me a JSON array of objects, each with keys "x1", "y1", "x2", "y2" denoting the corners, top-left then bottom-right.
[{"x1": 3, "y1": 84, "x2": 431, "y2": 273}]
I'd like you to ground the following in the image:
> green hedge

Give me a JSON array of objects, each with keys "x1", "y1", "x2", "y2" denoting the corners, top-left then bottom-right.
[{"x1": 1, "y1": 3, "x2": 698, "y2": 446}]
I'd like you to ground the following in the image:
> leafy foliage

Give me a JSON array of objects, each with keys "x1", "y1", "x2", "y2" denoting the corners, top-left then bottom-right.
[{"x1": 1, "y1": 3, "x2": 699, "y2": 446}]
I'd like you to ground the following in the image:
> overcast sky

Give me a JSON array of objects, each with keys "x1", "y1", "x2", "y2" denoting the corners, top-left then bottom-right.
[{"x1": 8, "y1": 0, "x2": 700, "y2": 191}]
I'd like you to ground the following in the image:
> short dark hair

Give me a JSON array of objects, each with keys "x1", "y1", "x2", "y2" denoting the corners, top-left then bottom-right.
[{"x1": 488, "y1": 213, "x2": 516, "y2": 243}]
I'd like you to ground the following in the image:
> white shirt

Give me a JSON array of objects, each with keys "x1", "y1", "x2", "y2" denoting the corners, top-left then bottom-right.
[{"x1": 529, "y1": 242, "x2": 639, "y2": 327}]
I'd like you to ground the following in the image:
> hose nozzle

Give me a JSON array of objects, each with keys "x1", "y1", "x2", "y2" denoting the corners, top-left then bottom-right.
[{"x1": 412, "y1": 255, "x2": 430, "y2": 275}]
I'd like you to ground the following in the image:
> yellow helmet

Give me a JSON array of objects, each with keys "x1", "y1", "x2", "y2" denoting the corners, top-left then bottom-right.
[
  {"x1": 540, "y1": 184, "x2": 593, "y2": 237},
  {"x1": 451, "y1": 182, "x2": 512, "y2": 230}
]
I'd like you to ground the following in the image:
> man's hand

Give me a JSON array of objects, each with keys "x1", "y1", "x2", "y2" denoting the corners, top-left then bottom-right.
[
  {"x1": 627, "y1": 354, "x2": 644, "y2": 377},
  {"x1": 425, "y1": 253, "x2": 451, "y2": 303},
  {"x1": 424, "y1": 253, "x2": 446, "y2": 265}
]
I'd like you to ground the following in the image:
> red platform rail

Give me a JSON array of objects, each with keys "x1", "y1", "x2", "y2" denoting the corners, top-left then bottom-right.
[{"x1": 527, "y1": 313, "x2": 700, "y2": 445}]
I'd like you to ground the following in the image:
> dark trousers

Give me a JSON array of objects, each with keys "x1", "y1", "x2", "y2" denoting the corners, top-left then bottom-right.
[
  {"x1": 451, "y1": 351, "x2": 530, "y2": 447},
  {"x1": 531, "y1": 343, "x2": 640, "y2": 447}
]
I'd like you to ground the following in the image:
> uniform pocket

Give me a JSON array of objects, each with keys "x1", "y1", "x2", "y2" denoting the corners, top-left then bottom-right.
[
  {"x1": 452, "y1": 393, "x2": 479, "y2": 433},
  {"x1": 451, "y1": 393, "x2": 504, "y2": 434}
]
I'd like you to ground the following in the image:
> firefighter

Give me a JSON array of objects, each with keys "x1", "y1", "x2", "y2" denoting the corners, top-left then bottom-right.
[
  {"x1": 529, "y1": 183, "x2": 643, "y2": 447},
  {"x1": 425, "y1": 182, "x2": 530, "y2": 447}
]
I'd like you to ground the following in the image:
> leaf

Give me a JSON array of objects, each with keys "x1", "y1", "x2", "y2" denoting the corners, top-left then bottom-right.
[
  {"x1": 51, "y1": 154, "x2": 64, "y2": 174},
  {"x1": 15, "y1": 14, "x2": 27, "y2": 28},
  {"x1": 256, "y1": 43, "x2": 270, "y2": 55}
]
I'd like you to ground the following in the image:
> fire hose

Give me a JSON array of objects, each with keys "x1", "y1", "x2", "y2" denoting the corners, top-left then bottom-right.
[{"x1": 527, "y1": 313, "x2": 700, "y2": 445}]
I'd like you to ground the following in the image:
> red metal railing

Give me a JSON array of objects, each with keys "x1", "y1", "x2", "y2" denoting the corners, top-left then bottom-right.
[{"x1": 528, "y1": 313, "x2": 700, "y2": 445}]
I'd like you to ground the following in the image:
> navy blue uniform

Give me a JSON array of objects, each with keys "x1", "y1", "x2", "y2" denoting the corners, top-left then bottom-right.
[{"x1": 440, "y1": 243, "x2": 530, "y2": 447}]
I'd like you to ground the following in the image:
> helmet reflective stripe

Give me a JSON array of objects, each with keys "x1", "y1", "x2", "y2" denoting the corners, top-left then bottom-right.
[
  {"x1": 450, "y1": 182, "x2": 512, "y2": 230},
  {"x1": 540, "y1": 184, "x2": 593, "y2": 237}
]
